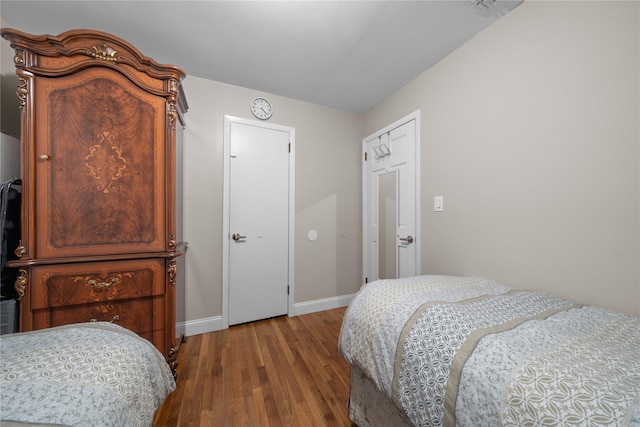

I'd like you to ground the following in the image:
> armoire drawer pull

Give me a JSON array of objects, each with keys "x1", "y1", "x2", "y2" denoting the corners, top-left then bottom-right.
[
  {"x1": 90, "y1": 315, "x2": 120, "y2": 323},
  {"x1": 87, "y1": 277, "x2": 120, "y2": 289}
]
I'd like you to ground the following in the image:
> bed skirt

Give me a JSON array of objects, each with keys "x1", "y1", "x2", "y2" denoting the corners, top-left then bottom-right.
[{"x1": 349, "y1": 366, "x2": 413, "y2": 427}]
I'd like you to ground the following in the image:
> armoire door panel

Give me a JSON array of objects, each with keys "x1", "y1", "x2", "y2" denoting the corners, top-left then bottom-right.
[{"x1": 34, "y1": 68, "x2": 167, "y2": 259}]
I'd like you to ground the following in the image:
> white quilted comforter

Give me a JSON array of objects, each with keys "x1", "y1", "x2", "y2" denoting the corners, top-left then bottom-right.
[
  {"x1": 0, "y1": 322, "x2": 176, "y2": 427},
  {"x1": 339, "y1": 275, "x2": 640, "y2": 426}
]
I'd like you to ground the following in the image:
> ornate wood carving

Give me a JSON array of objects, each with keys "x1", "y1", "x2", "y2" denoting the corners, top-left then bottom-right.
[
  {"x1": 85, "y1": 132, "x2": 128, "y2": 194},
  {"x1": 16, "y1": 76, "x2": 27, "y2": 108},
  {"x1": 168, "y1": 235, "x2": 177, "y2": 250},
  {"x1": 168, "y1": 257, "x2": 177, "y2": 287},
  {"x1": 168, "y1": 344, "x2": 178, "y2": 379},
  {"x1": 90, "y1": 43, "x2": 118, "y2": 62},
  {"x1": 14, "y1": 269, "x2": 28, "y2": 300},
  {"x1": 168, "y1": 102, "x2": 177, "y2": 129},
  {"x1": 14, "y1": 243, "x2": 26, "y2": 258}
]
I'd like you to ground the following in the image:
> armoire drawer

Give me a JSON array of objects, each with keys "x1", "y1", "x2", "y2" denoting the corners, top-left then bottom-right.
[
  {"x1": 30, "y1": 259, "x2": 166, "y2": 310},
  {"x1": 33, "y1": 296, "x2": 166, "y2": 333}
]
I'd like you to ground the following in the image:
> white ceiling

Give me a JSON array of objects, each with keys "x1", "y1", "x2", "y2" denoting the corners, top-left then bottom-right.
[{"x1": 1, "y1": 0, "x2": 522, "y2": 114}]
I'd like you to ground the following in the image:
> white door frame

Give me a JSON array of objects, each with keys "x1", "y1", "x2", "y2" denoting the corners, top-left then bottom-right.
[
  {"x1": 362, "y1": 110, "x2": 421, "y2": 283},
  {"x1": 222, "y1": 115, "x2": 295, "y2": 329}
]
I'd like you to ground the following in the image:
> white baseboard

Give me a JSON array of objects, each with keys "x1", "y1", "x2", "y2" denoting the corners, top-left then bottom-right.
[
  {"x1": 182, "y1": 293, "x2": 354, "y2": 337},
  {"x1": 292, "y1": 293, "x2": 354, "y2": 316},
  {"x1": 183, "y1": 315, "x2": 223, "y2": 337}
]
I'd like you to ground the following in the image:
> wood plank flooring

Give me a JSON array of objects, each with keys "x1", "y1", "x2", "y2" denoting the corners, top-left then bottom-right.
[{"x1": 154, "y1": 307, "x2": 355, "y2": 426}]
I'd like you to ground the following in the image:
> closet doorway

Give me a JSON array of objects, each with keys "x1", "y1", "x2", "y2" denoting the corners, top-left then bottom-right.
[
  {"x1": 222, "y1": 116, "x2": 295, "y2": 327},
  {"x1": 363, "y1": 111, "x2": 420, "y2": 283}
]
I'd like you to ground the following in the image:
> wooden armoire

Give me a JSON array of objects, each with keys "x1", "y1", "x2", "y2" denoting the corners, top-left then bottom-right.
[{"x1": 1, "y1": 28, "x2": 188, "y2": 371}]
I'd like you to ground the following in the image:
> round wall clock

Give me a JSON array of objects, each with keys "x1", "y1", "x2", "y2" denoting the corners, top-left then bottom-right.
[{"x1": 250, "y1": 97, "x2": 273, "y2": 120}]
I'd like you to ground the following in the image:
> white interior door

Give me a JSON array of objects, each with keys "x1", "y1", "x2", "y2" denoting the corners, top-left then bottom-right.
[
  {"x1": 364, "y1": 112, "x2": 420, "y2": 282},
  {"x1": 224, "y1": 117, "x2": 294, "y2": 326}
]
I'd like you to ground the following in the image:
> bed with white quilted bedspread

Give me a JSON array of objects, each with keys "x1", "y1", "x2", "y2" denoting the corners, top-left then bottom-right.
[
  {"x1": 0, "y1": 322, "x2": 175, "y2": 427},
  {"x1": 339, "y1": 275, "x2": 640, "y2": 427}
]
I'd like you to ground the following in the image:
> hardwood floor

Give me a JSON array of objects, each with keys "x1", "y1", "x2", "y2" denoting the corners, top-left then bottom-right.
[{"x1": 154, "y1": 307, "x2": 355, "y2": 426}]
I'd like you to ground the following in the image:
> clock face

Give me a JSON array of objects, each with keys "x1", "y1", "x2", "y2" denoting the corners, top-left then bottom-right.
[{"x1": 251, "y1": 97, "x2": 272, "y2": 120}]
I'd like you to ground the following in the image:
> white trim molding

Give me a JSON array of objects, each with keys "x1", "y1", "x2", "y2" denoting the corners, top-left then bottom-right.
[
  {"x1": 183, "y1": 294, "x2": 354, "y2": 336},
  {"x1": 183, "y1": 316, "x2": 223, "y2": 337},
  {"x1": 292, "y1": 294, "x2": 354, "y2": 317}
]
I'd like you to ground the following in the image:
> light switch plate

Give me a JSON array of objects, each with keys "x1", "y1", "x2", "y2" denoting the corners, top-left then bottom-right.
[{"x1": 434, "y1": 196, "x2": 444, "y2": 212}]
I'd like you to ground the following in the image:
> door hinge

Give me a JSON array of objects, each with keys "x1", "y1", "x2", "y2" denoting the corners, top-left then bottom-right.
[
  {"x1": 287, "y1": 285, "x2": 290, "y2": 295},
  {"x1": 288, "y1": 143, "x2": 291, "y2": 153},
  {"x1": 364, "y1": 152, "x2": 368, "y2": 161},
  {"x1": 365, "y1": 277, "x2": 368, "y2": 284}
]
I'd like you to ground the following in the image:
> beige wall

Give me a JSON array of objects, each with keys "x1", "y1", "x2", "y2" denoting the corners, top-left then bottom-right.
[
  {"x1": 181, "y1": 76, "x2": 363, "y2": 324},
  {"x1": 365, "y1": 1, "x2": 640, "y2": 315},
  {"x1": 1, "y1": 18, "x2": 22, "y2": 178},
  {"x1": 1, "y1": 21, "x2": 18, "y2": 131}
]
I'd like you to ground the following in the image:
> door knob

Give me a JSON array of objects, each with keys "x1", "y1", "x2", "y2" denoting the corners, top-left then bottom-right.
[
  {"x1": 232, "y1": 233, "x2": 246, "y2": 241},
  {"x1": 399, "y1": 235, "x2": 414, "y2": 244}
]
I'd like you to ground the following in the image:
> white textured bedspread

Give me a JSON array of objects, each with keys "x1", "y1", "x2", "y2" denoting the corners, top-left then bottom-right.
[
  {"x1": 0, "y1": 322, "x2": 176, "y2": 427},
  {"x1": 339, "y1": 275, "x2": 640, "y2": 426}
]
